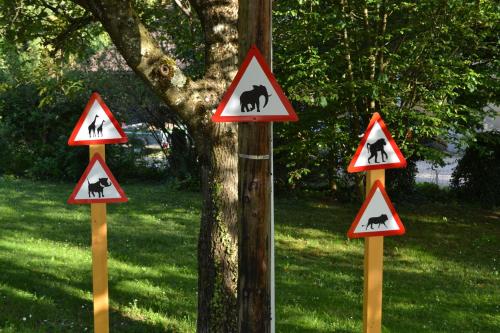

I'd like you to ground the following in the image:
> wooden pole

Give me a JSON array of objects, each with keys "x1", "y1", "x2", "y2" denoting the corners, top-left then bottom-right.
[
  {"x1": 363, "y1": 169, "x2": 385, "y2": 333},
  {"x1": 237, "y1": 1, "x2": 272, "y2": 332},
  {"x1": 89, "y1": 144, "x2": 109, "y2": 333}
]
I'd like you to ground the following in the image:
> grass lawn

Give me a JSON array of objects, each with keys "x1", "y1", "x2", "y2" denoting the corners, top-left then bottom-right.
[{"x1": 0, "y1": 176, "x2": 499, "y2": 332}]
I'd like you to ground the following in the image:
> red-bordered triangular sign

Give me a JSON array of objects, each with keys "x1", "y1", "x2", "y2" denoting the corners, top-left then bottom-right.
[
  {"x1": 68, "y1": 92, "x2": 128, "y2": 145},
  {"x1": 68, "y1": 154, "x2": 128, "y2": 204},
  {"x1": 212, "y1": 45, "x2": 298, "y2": 122},
  {"x1": 347, "y1": 180, "x2": 405, "y2": 238},
  {"x1": 347, "y1": 113, "x2": 406, "y2": 172}
]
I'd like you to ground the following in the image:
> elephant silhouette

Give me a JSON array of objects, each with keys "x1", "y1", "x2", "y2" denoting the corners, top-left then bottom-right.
[{"x1": 240, "y1": 85, "x2": 272, "y2": 112}]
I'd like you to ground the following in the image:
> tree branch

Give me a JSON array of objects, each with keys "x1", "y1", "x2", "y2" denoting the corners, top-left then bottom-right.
[
  {"x1": 72, "y1": 0, "x2": 203, "y2": 125},
  {"x1": 47, "y1": 15, "x2": 95, "y2": 54},
  {"x1": 174, "y1": 0, "x2": 191, "y2": 17}
]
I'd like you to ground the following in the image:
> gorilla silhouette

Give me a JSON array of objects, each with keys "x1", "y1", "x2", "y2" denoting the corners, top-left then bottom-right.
[{"x1": 367, "y1": 138, "x2": 388, "y2": 163}]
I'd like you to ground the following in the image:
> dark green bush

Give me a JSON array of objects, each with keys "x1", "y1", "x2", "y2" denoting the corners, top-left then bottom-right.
[
  {"x1": 413, "y1": 182, "x2": 452, "y2": 203},
  {"x1": 0, "y1": 83, "x2": 165, "y2": 182},
  {"x1": 451, "y1": 131, "x2": 500, "y2": 207},
  {"x1": 386, "y1": 159, "x2": 418, "y2": 200}
]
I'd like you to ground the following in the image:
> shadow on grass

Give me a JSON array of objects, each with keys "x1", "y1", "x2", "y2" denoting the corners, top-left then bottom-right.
[
  {"x1": 0, "y1": 257, "x2": 172, "y2": 332},
  {"x1": 274, "y1": 197, "x2": 499, "y2": 332},
  {"x1": 0, "y1": 179, "x2": 200, "y2": 332},
  {"x1": 276, "y1": 197, "x2": 499, "y2": 272}
]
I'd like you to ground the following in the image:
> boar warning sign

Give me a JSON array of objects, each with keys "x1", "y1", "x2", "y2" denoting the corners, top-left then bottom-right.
[{"x1": 68, "y1": 154, "x2": 127, "y2": 204}]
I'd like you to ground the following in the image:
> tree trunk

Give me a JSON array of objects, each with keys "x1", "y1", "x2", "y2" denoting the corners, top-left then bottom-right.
[
  {"x1": 197, "y1": 123, "x2": 239, "y2": 332},
  {"x1": 74, "y1": 1, "x2": 241, "y2": 331}
]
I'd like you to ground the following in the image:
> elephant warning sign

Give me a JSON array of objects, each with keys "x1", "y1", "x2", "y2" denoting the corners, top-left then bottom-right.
[
  {"x1": 347, "y1": 112, "x2": 406, "y2": 172},
  {"x1": 212, "y1": 45, "x2": 298, "y2": 122},
  {"x1": 68, "y1": 154, "x2": 128, "y2": 204},
  {"x1": 347, "y1": 180, "x2": 405, "y2": 238}
]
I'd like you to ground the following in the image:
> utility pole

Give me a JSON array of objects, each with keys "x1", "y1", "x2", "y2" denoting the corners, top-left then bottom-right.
[{"x1": 237, "y1": 0, "x2": 272, "y2": 332}]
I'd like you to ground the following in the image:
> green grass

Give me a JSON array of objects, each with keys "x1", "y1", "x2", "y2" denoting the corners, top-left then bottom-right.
[{"x1": 0, "y1": 176, "x2": 499, "y2": 332}]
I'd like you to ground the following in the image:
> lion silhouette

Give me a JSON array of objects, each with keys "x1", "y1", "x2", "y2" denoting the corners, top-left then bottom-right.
[
  {"x1": 362, "y1": 214, "x2": 389, "y2": 230},
  {"x1": 367, "y1": 138, "x2": 388, "y2": 163}
]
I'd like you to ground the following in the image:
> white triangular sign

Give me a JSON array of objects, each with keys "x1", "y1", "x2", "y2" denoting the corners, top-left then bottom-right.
[
  {"x1": 347, "y1": 180, "x2": 405, "y2": 238},
  {"x1": 212, "y1": 46, "x2": 298, "y2": 122},
  {"x1": 68, "y1": 154, "x2": 127, "y2": 204},
  {"x1": 68, "y1": 92, "x2": 128, "y2": 145},
  {"x1": 348, "y1": 113, "x2": 406, "y2": 172}
]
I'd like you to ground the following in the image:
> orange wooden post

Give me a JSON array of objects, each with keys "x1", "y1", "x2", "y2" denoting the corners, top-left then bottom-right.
[
  {"x1": 89, "y1": 144, "x2": 109, "y2": 333},
  {"x1": 363, "y1": 169, "x2": 385, "y2": 333}
]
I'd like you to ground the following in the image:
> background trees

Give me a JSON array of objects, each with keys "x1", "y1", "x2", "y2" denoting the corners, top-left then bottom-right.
[{"x1": 273, "y1": 0, "x2": 499, "y2": 196}]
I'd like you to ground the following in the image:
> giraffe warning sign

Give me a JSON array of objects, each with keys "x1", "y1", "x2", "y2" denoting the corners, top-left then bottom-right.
[
  {"x1": 347, "y1": 112, "x2": 406, "y2": 172},
  {"x1": 68, "y1": 92, "x2": 128, "y2": 145}
]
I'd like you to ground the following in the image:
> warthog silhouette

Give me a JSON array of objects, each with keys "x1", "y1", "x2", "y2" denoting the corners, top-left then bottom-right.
[{"x1": 88, "y1": 177, "x2": 112, "y2": 198}]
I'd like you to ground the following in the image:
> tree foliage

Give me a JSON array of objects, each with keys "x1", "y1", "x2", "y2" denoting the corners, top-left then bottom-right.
[
  {"x1": 273, "y1": 0, "x2": 499, "y2": 194},
  {"x1": 451, "y1": 130, "x2": 500, "y2": 207}
]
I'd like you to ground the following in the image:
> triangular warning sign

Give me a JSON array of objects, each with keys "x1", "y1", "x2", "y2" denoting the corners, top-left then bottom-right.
[
  {"x1": 68, "y1": 92, "x2": 128, "y2": 145},
  {"x1": 347, "y1": 113, "x2": 406, "y2": 172},
  {"x1": 347, "y1": 180, "x2": 405, "y2": 238},
  {"x1": 68, "y1": 154, "x2": 128, "y2": 204},
  {"x1": 212, "y1": 45, "x2": 298, "y2": 122}
]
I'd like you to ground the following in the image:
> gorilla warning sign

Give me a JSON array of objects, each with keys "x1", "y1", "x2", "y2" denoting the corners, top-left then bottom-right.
[
  {"x1": 347, "y1": 112, "x2": 406, "y2": 172},
  {"x1": 211, "y1": 45, "x2": 298, "y2": 122}
]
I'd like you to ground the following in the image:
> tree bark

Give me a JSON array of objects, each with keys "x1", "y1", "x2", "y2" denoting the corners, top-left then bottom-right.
[
  {"x1": 197, "y1": 123, "x2": 239, "y2": 333},
  {"x1": 237, "y1": 1, "x2": 272, "y2": 332},
  {"x1": 340, "y1": 0, "x2": 364, "y2": 200},
  {"x1": 73, "y1": 1, "x2": 241, "y2": 332}
]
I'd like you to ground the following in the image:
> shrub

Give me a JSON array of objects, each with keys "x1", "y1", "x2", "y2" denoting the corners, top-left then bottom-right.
[
  {"x1": 451, "y1": 131, "x2": 500, "y2": 207},
  {"x1": 386, "y1": 159, "x2": 417, "y2": 200},
  {"x1": 0, "y1": 83, "x2": 166, "y2": 182}
]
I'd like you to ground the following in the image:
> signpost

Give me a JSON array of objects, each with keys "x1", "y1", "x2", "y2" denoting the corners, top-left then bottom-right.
[
  {"x1": 348, "y1": 112, "x2": 406, "y2": 333},
  {"x1": 212, "y1": 3, "x2": 297, "y2": 329},
  {"x1": 68, "y1": 92, "x2": 128, "y2": 333}
]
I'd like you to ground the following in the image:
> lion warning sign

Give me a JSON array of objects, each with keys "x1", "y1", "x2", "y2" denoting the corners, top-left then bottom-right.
[
  {"x1": 68, "y1": 92, "x2": 128, "y2": 145},
  {"x1": 212, "y1": 45, "x2": 298, "y2": 122},
  {"x1": 347, "y1": 112, "x2": 406, "y2": 172},
  {"x1": 347, "y1": 180, "x2": 405, "y2": 238},
  {"x1": 68, "y1": 154, "x2": 128, "y2": 204}
]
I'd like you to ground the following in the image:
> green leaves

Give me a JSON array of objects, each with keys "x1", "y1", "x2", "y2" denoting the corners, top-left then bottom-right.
[{"x1": 273, "y1": 0, "x2": 499, "y2": 193}]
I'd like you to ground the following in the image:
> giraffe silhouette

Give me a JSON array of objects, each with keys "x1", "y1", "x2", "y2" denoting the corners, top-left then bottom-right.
[
  {"x1": 97, "y1": 120, "x2": 105, "y2": 137},
  {"x1": 88, "y1": 115, "x2": 99, "y2": 138}
]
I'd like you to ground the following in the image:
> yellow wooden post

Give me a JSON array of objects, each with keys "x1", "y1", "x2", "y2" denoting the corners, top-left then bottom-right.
[
  {"x1": 89, "y1": 144, "x2": 109, "y2": 333},
  {"x1": 363, "y1": 169, "x2": 385, "y2": 333}
]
